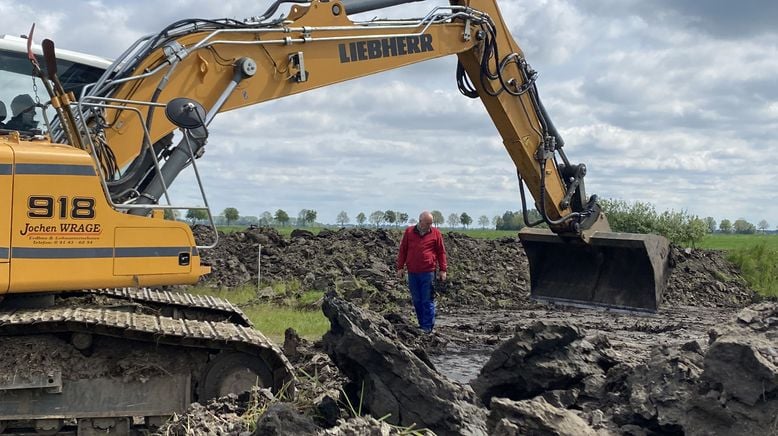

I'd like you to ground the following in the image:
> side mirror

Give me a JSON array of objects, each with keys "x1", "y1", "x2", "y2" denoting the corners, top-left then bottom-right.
[{"x1": 165, "y1": 97, "x2": 206, "y2": 130}]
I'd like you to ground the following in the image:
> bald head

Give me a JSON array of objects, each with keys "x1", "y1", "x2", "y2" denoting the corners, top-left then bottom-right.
[{"x1": 418, "y1": 211, "x2": 433, "y2": 233}]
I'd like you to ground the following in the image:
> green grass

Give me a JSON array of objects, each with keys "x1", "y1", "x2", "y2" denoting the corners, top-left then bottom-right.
[
  {"x1": 690, "y1": 234, "x2": 778, "y2": 298},
  {"x1": 241, "y1": 304, "x2": 330, "y2": 343},
  {"x1": 455, "y1": 229, "x2": 519, "y2": 239},
  {"x1": 726, "y1": 243, "x2": 778, "y2": 298},
  {"x1": 187, "y1": 284, "x2": 329, "y2": 343},
  {"x1": 698, "y1": 233, "x2": 778, "y2": 251}
]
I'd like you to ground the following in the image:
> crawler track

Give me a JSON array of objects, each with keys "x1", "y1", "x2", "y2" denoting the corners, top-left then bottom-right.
[
  {"x1": 0, "y1": 290, "x2": 294, "y2": 435},
  {"x1": 77, "y1": 287, "x2": 253, "y2": 325}
]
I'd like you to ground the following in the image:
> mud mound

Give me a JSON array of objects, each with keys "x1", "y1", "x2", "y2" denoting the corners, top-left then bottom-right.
[
  {"x1": 156, "y1": 388, "x2": 274, "y2": 435},
  {"x1": 321, "y1": 295, "x2": 488, "y2": 435},
  {"x1": 665, "y1": 245, "x2": 756, "y2": 307},
  {"x1": 193, "y1": 226, "x2": 756, "y2": 311},
  {"x1": 472, "y1": 303, "x2": 778, "y2": 434},
  {"x1": 194, "y1": 226, "x2": 530, "y2": 312},
  {"x1": 608, "y1": 302, "x2": 778, "y2": 434}
]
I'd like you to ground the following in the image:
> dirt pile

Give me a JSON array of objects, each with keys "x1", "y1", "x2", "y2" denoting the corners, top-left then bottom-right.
[
  {"x1": 470, "y1": 303, "x2": 778, "y2": 434},
  {"x1": 194, "y1": 226, "x2": 529, "y2": 312},
  {"x1": 155, "y1": 388, "x2": 275, "y2": 435},
  {"x1": 471, "y1": 322, "x2": 616, "y2": 405},
  {"x1": 665, "y1": 245, "x2": 755, "y2": 307},
  {"x1": 194, "y1": 226, "x2": 756, "y2": 311}
]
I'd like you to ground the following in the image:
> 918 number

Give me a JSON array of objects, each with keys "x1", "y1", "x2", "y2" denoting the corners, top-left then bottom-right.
[{"x1": 28, "y1": 196, "x2": 95, "y2": 219}]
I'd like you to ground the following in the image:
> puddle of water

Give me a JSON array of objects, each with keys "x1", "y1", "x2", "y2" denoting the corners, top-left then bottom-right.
[{"x1": 430, "y1": 349, "x2": 492, "y2": 384}]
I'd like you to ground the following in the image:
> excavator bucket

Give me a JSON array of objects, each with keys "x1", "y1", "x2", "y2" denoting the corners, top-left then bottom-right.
[{"x1": 518, "y1": 228, "x2": 671, "y2": 313}]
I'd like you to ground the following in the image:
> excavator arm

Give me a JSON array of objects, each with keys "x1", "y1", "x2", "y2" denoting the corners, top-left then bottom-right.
[{"x1": 46, "y1": 0, "x2": 668, "y2": 310}]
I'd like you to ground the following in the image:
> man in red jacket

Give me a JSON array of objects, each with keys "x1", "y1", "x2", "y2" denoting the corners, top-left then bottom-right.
[{"x1": 396, "y1": 211, "x2": 447, "y2": 333}]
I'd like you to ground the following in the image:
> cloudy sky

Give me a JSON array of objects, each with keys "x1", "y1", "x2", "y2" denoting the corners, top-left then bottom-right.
[{"x1": 3, "y1": 0, "x2": 777, "y2": 227}]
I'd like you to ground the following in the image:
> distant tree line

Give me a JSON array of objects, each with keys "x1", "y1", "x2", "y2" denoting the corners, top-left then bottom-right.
[
  {"x1": 493, "y1": 209, "x2": 545, "y2": 230},
  {"x1": 184, "y1": 207, "x2": 497, "y2": 230},
  {"x1": 180, "y1": 202, "x2": 771, "y2": 244},
  {"x1": 716, "y1": 218, "x2": 770, "y2": 234}
]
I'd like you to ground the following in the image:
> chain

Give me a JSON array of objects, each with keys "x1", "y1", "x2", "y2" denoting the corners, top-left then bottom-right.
[{"x1": 31, "y1": 69, "x2": 42, "y2": 106}]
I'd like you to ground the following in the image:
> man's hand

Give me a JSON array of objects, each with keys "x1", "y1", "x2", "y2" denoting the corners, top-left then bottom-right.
[
  {"x1": 437, "y1": 271, "x2": 447, "y2": 281},
  {"x1": 396, "y1": 269, "x2": 405, "y2": 279}
]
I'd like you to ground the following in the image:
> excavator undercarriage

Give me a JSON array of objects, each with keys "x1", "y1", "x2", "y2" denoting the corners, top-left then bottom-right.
[{"x1": 0, "y1": 290, "x2": 294, "y2": 435}]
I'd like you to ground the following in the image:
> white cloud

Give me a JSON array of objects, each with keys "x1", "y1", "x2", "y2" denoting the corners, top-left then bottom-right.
[{"x1": 2, "y1": 0, "x2": 776, "y2": 225}]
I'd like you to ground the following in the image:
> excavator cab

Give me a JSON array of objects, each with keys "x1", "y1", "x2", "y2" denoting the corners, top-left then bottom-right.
[{"x1": 0, "y1": 34, "x2": 108, "y2": 135}]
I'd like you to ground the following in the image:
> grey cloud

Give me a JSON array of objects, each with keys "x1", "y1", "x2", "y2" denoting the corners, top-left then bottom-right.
[
  {"x1": 577, "y1": 0, "x2": 778, "y2": 39},
  {"x1": 2, "y1": 0, "x2": 775, "y2": 224},
  {"x1": 647, "y1": 0, "x2": 778, "y2": 39}
]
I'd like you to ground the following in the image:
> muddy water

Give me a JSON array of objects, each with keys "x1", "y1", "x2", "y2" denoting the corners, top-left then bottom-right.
[
  {"x1": 430, "y1": 348, "x2": 493, "y2": 384},
  {"x1": 429, "y1": 304, "x2": 737, "y2": 383}
]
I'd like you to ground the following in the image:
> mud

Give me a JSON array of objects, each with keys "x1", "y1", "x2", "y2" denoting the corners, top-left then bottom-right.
[
  {"x1": 193, "y1": 226, "x2": 757, "y2": 312},
  {"x1": 0, "y1": 334, "x2": 207, "y2": 385},
  {"x1": 19, "y1": 226, "x2": 761, "y2": 434}
]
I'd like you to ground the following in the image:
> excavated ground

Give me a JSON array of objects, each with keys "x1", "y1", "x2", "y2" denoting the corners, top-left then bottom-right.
[{"x1": 155, "y1": 226, "x2": 776, "y2": 435}]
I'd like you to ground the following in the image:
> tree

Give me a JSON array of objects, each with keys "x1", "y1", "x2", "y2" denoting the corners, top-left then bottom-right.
[
  {"x1": 460, "y1": 212, "x2": 472, "y2": 229},
  {"x1": 758, "y1": 219, "x2": 770, "y2": 233},
  {"x1": 384, "y1": 210, "x2": 397, "y2": 227},
  {"x1": 733, "y1": 218, "x2": 755, "y2": 234},
  {"x1": 297, "y1": 209, "x2": 309, "y2": 227},
  {"x1": 164, "y1": 209, "x2": 180, "y2": 221},
  {"x1": 431, "y1": 210, "x2": 444, "y2": 227},
  {"x1": 398, "y1": 212, "x2": 409, "y2": 226},
  {"x1": 223, "y1": 207, "x2": 239, "y2": 225},
  {"x1": 274, "y1": 209, "x2": 290, "y2": 226},
  {"x1": 186, "y1": 208, "x2": 208, "y2": 224},
  {"x1": 336, "y1": 211, "x2": 350, "y2": 226},
  {"x1": 683, "y1": 216, "x2": 708, "y2": 249},
  {"x1": 447, "y1": 213, "x2": 460, "y2": 228},
  {"x1": 491, "y1": 215, "x2": 500, "y2": 229},
  {"x1": 719, "y1": 219, "x2": 732, "y2": 233},
  {"x1": 478, "y1": 215, "x2": 489, "y2": 229},
  {"x1": 704, "y1": 216, "x2": 716, "y2": 233},
  {"x1": 305, "y1": 209, "x2": 317, "y2": 226},
  {"x1": 259, "y1": 211, "x2": 274, "y2": 226},
  {"x1": 356, "y1": 212, "x2": 366, "y2": 227},
  {"x1": 369, "y1": 210, "x2": 384, "y2": 227},
  {"x1": 495, "y1": 210, "x2": 543, "y2": 230},
  {"x1": 655, "y1": 210, "x2": 685, "y2": 244},
  {"x1": 599, "y1": 199, "x2": 657, "y2": 234},
  {"x1": 240, "y1": 215, "x2": 259, "y2": 226}
]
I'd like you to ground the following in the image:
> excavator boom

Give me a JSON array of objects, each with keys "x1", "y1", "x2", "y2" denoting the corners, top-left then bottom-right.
[{"x1": 42, "y1": 0, "x2": 668, "y2": 312}]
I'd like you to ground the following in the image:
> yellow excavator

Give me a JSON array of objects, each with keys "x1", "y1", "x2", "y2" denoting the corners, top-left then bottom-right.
[{"x1": 0, "y1": 0, "x2": 670, "y2": 433}]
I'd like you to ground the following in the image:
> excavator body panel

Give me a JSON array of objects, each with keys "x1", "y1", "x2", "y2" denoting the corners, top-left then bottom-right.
[{"x1": 519, "y1": 227, "x2": 671, "y2": 312}]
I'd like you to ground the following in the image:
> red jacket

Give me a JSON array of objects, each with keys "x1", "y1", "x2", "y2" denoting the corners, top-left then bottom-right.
[{"x1": 396, "y1": 225, "x2": 447, "y2": 273}]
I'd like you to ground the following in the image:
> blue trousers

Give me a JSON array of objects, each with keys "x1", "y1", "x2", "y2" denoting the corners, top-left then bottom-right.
[{"x1": 408, "y1": 272, "x2": 435, "y2": 332}]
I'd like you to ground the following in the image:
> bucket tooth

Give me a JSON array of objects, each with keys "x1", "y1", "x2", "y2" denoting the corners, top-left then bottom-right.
[{"x1": 518, "y1": 227, "x2": 670, "y2": 313}]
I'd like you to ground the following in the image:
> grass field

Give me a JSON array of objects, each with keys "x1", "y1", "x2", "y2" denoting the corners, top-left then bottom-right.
[
  {"x1": 188, "y1": 284, "x2": 329, "y2": 343},
  {"x1": 698, "y1": 233, "x2": 778, "y2": 250}
]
